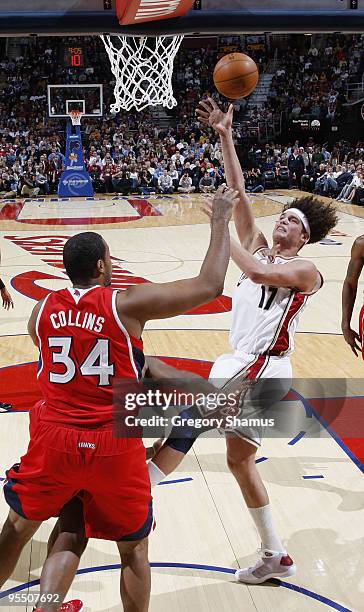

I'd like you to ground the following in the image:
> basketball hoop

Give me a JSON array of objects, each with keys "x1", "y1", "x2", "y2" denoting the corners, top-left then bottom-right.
[
  {"x1": 101, "y1": 35, "x2": 184, "y2": 112},
  {"x1": 68, "y1": 110, "x2": 83, "y2": 126}
]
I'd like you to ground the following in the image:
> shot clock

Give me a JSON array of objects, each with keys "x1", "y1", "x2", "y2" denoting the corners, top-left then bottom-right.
[{"x1": 63, "y1": 45, "x2": 85, "y2": 68}]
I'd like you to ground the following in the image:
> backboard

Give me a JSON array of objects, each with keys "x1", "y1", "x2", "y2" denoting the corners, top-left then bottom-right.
[
  {"x1": 47, "y1": 84, "x2": 103, "y2": 118},
  {"x1": 0, "y1": 0, "x2": 363, "y2": 34}
]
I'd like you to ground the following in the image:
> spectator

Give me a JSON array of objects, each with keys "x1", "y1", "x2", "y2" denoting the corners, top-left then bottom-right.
[
  {"x1": 138, "y1": 170, "x2": 155, "y2": 195},
  {"x1": 0, "y1": 172, "x2": 17, "y2": 198},
  {"x1": 288, "y1": 147, "x2": 305, "y2": 189},
  {"x1": 301, "y1": 163, "x2": 323, "y2": 193},
  {"x1": 352, "y1": 172, "x2": 364, "y2": 205},
  {"x1": 199, "y1": 170, "x2": 216, "y2": 193},
  {"x1": 101, "y1": 163, "x2": 115, "y2": 194},
  {"x1": 20, "y1": 171, "x2": 40, "y2": 197},
  {"x1": 35, "y1": 166, "x2": 50, "y2": 195},
  {"x1": 178, "y1": 173, "x2": 195, "y2": 194},
  {"x1": 315, "y1": 166, "x2": 338, "y2": 195},
  {"x1": 158, "y1": 169, "x2": 174, "y2": 194},
  {"x1": 337, "y1": 170, "x2": 363, "y2": 203},
  {"x1": 168, "y1": 165, "x2": 180, "y2": 191},
  {"x1": 89, "y1": 164, "x2": 103, "y2": 192},
  {"x1": 245, "y1": 169, "x2": 264, "y2": 193},
  {"x1": 112, "y1": 164, "x2": 132, "y2": 195}
]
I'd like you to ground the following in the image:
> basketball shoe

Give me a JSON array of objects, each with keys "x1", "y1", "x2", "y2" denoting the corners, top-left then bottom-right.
[
  {"x1": 34, "y1": 600, "x2": 84, "y2": 612},
  {"x1": 235, "y1": 549, "x2": 296, "y2": 584}
]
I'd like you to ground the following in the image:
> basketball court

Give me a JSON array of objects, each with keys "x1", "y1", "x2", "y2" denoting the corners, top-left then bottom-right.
[
  {"x1": 1, "y1": 190, "x2": 363, "y2": 611},
  {"x1": 0, "y1": 1, "x2": 364, "y2": 611}
]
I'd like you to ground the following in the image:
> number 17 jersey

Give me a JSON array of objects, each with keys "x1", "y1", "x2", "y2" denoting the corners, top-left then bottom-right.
[
  {"x1": 36, "y1": 285, "x2": 145, "y2": 427},
  {"x1": 230, "y1": 248, "x2": 322, "y2": 357}
]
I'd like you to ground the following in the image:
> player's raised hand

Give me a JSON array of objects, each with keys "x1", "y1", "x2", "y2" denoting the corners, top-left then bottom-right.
[
  {"x1": 210, "y1": 185, "x2": 239, "y2": 223},
  {"x1": 1, "y1": 287, "x2": 14, "y2": 310},
  {"x1": 342, "y1": 326, "x2": 361, "y2": 357},
  {"x1": 197, "y1": 97, "x2": 234, "y2": 137},
  {"x1": 201, "y1": 197, "x2": 213, "y2": 221}
]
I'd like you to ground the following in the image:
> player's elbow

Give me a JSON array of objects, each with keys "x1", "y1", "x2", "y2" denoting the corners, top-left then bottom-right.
[
  {"x1": 211, "y1": 282, "x2": 224, "y2": 298},
  {"x1": 249, "y1": 271, "x2": 264, "y2": 284},
  {"x1": 204, "y1": 281, "x2": 224, "y2": 300},
  {"x1": 248, "y1": 266, "x2": 270, "y2": 284}
]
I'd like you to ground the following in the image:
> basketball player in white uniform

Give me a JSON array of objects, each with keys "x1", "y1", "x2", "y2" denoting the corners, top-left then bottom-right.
[{"x1": 148, "y1": 98, "x2": 338, "y2": 583}]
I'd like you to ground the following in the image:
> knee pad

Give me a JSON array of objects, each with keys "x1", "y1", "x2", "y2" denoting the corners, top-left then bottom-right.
[
  {"x1": 165, "y1": 436, "x2": 196, "y2": 454},
  {"x1": 164, "y1": 405, "x2": 210, "y2": 455}
]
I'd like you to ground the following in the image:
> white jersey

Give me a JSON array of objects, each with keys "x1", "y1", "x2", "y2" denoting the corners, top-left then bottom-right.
[{"x1": 229, "y1": 248, "x2": 322, "y2": 357}]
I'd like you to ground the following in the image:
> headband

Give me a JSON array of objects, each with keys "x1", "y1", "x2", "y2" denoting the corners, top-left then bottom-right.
[{"x1": 284, "y1": 208, "x2": 311, "y2": 238}]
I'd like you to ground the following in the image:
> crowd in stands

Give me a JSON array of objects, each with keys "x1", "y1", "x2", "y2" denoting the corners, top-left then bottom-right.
[
  {"x1": 247, "y1": 33, "x2": 364, "y2": 130},
  {"x1": 241, "y1": 140, "x2": 364, "y2": 204},
  {"x1": 0, "y1": 34, "x2": 363, "y2": 202}
]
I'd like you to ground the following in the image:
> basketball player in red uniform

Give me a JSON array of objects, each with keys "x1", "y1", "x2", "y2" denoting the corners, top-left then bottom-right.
[
  {"x1": 0, "y1": 186, "x2": 239, "y2": 612},
  {"x1": 342, "y1": 234, "x2": 364, "y2": 357},
  {"x1": 147, "y1": 98, "x2": 338, "y2": 584}
]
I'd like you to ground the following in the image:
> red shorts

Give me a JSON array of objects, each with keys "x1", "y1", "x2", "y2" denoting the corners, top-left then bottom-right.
[
  {"x1": 4, "y1": 408, "x2": 153, "y2": 541},
  {"x1": 29, "y1": 399, "x2": 45, "y2": 438},
  {"x1": 360, "y1": 305, "x2": 364, "y2": 360}
]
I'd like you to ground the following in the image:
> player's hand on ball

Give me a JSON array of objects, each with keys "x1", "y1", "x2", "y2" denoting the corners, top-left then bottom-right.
[
  {"x1": 342, "y1": 326, "x2": 361, "y2": 357},
  {"x1": 197, "y1": 97, "x2": 234, "y2": 136},
  {"x1": 211, "y1": 185, "x2": 239, "y2": 222},
  {"x1": 1, "y1": 287, "x2": 14, "y2": 310}
]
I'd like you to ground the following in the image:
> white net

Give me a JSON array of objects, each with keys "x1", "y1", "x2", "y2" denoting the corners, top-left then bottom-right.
[
  {"x1": 101, "y1": 35, "x2": 184, "y2": 113},
  {"x1": 68, "y1": 110, "x2": 82, "y2": 125}
]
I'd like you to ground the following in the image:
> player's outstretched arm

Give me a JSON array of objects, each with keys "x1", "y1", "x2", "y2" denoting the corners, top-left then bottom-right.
[
  {"x1": 197, "y1": 97, "x2": 267, "y2": 253},
  {"x1": 118, "y1": 187, "x2": 238, "y2": 337},
  {"x1": 230, "y1": 237, "x2": 319, "y2": 293},
  {"x1": 341, "y1": 236, "x2": 364, "y2": 356},
  {"x1": 144, "y1": 356, "x2": 202, "y2": 380}
]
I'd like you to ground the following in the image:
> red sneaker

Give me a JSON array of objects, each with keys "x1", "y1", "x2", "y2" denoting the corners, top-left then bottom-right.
[
  {"x1": 34, "y1": 599, "x2": 84, "y2": 612},
  {"x1": 59, "y1": 601, "x2": 84, "y2": 612}
]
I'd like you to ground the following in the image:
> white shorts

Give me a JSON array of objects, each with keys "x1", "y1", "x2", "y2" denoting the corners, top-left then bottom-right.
[{"x1": 209, "y1": 351, "x2": 292, "y2": 447}]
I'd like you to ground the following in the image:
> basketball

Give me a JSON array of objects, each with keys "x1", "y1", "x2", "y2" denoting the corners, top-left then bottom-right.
[{"x1": 213, "y1": 52, "x2": 259, "y2": 99}]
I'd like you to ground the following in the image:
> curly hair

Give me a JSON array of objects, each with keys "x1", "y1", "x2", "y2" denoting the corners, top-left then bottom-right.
[{"x1": 283, "y1": 196, "x2": 338, "y2": 244}]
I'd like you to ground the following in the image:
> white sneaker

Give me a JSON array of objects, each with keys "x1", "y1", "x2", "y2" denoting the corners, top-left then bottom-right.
[{"x1": 235, "y1": 549, "x2": 296, "y2": 584}]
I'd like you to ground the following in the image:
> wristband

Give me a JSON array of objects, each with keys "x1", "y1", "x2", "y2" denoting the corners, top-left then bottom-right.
[{"x1": 0, "y1": 279, "x2": 5, "y2": 290}]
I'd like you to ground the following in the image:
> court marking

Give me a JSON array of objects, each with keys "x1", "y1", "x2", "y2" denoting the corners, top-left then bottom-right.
[
  {"x1": 0, "y1": 562, "x2": 352, "y2": 612},
  {"x1": 158, "y1": 477, "x2": 193, "y2": 485},
  {"x1": 288, "y1": 431, "x2": 306, "y2": 445},
  {"x1": 302, "y1": 475, "x2": 325, "y2": 479},
  {"x1": 290, "y1": 389, "x2": 364, "y2": 474}
]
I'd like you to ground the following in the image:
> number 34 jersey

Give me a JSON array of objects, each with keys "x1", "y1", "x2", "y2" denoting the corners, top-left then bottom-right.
[
  {"x1": 230, "y1": 248, "x2": 322, "y2": 358},
  {"x1": 36, "y1": 286, "x2": 145, "y2": 427}
]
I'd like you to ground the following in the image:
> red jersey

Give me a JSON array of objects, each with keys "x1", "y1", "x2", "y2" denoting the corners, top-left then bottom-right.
[{"x1": 36, "y1": 285, "x2": 144, "y2": 426}]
